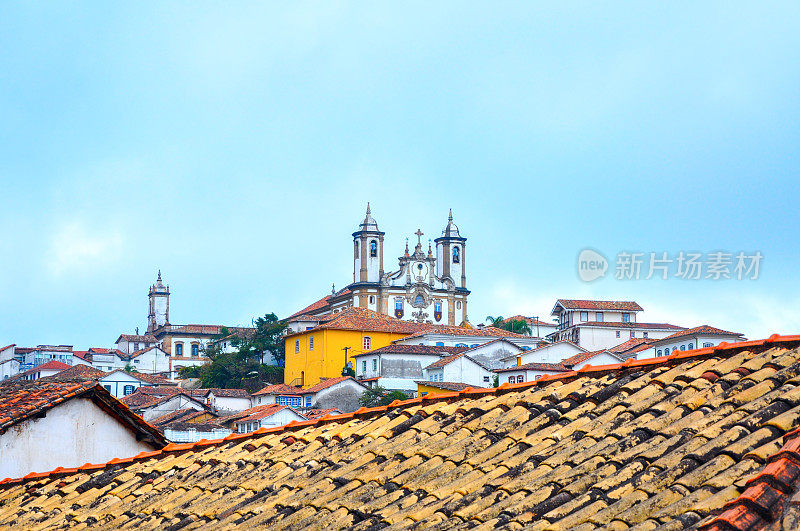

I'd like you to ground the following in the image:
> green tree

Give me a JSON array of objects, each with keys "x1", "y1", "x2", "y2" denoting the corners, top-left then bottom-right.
[
  {"x1": 502, "y1": 319, "x2": 532, "y2": 335},
  {"x1": 492, "y1": 374, "x2": 499, "y2": 388},
  {"x1": 123, "y1": 363, "x2": 137, "y2": 373},
  {"x1": 235, "y1": 313, "x2": 286, "y2": 364},
  {"x1": 485, "y1": 315, "x2": 505, "y2": 328},
  {"x1": 358, "y1": 386, "x2": 409, "y2": 407},
  {"x1": 342, "y1": 365, "x2": 355, "y2": 377}
]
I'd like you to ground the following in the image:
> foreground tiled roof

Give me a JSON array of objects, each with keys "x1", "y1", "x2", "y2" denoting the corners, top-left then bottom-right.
[
  {"x1": 659, "y1": 324, "x2": 745, "y2": 342},
  {"x1": 5, "y1": 336, "x2": 800, "y2": 529},
  {"x1": 555, "y1": 299, "x2": 645, "y2": 311},
  {"x1": 0, "y1": 379, "x2": 166, "y2": 447}
]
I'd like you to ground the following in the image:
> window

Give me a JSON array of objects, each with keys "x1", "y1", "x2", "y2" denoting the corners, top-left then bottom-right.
[
  {"x1": 370, "y1": 240, "x2": 377, "y2": 257},
  {"x1": 435, "y1": 342, "x2": 444, "y2": 346},
  {"x1": 596, "y1": 312, "x2": 603, "y2": 322},
  {"x1": 191, "y1": 344, "x2": 199, "y2": 357},
  {"x1": 657, "y1": 350, "x2": 662, "y2": 356},
  {"x1": 517, "y1": 375, "x2": 524, "y2": 383},
  {"x1": 534, "y1": 374, "x2": 542, "y2": 380},
  {"x1": 277, "y1": 396, "x2": 301, "y2": 407},
  {"x1": 123, "y1": 385, "x2": 135, "y2": 396},
  {"x1": 430, "y1": 374, "x2": 435, "y2": 382},
  {"x1": 133, "y1": 359, "x2": 140, "y2": 364},
  {"x1": 295, "y1": 340, "x2": 300, "y2": 353},
  {"x1": 508, "y1": 376, "x2": 514, "y2": 383},
  {"x1": 457, "y1": 301, "x2": 462, "y2": 309},
  {"x1": 622, "y1": 313, "x2": 631, "y2": 323},
  {"x1": 483, "y1": 376, "x2": 490, "y2": 383},
  {"x1": 103, "y1": 385, "x2": 112, "y2": 393},
  {"x1": 643, "y1": 332, "x2": 648, "y2": 338},
  {"x1": 452, "y1": 246, "x2": 460, "y2": 263},
  {"x1": 680, "y1": 345, "x2": 686, "y2": 351},
  {"x1": 305, "y1": 396, "x2": 312, "y2": 407},
  {"x1": 455, "y1": 343, "x2": 467, "y2": 348},
  {"x1": 134, "y1": 343, "x2": 139, "y2": 351},
  {"x1": 309, "y1": 336, "x2": 314, "y2": 350},
  {"x1": 362, "y1": 360, "x2": 367, "y2": 373},
  {"x1": 616, "y1": 331, "x2": 621, "y2": 338},
  {"x1": 580, "y1": 311, "x2": 588, "y2": 321},
  {"x1": 703, "y1": 342, "x2": 713, "y2": 348},
  {"x1": 369, "y1": 295, "x2": 375, "y2": 304},
  {"x1": 672, "y1": 346, "x2": 678, "y2": 352},
  {"x1": 630, "y1": 331, "x2": 635, "y2": 338},
  {"x1": 372, "y1": 358, "x2": 377, "y2": 371},
  {"x1": 363, "y1": 336, "x2": 372, "y2": 350},
  {"x1": 175, "y1": 343, "x2": 183, "y2": 357}
]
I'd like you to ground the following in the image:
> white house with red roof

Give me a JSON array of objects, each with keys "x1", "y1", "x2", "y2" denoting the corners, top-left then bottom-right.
[
  {"x1": 422, "y1": 352, "x2": 493, "y2": 389},
  {"x1": 353, "y1": 344, "x2": 470, "y2": 394},
  {"x1": 16, "y1": 360, "x2": 70, "y2": 381},
  {"x1": 232, "y1": 404, "x2": 307, "y2": 434},
  {"x1": 202, "y1": 388, "x2": 251, "y2": 413},
  {"x1": 639, "y1": 325, "x2": 745, "y2": 359},
  {"x1": 547, "y1": 299, "x2": 685, "y2": 350},
  {"x1": 561, "y1": 349, "x2": 623, "y2": 371},
  {"x1": 494, "y1": 362, "x2": 569, "y2": 385},
  {"x1": 501, "y1": 340, "x2": 586, "y2": 368},
  {"x1": 251, "y1": 383, "x2": 304, "y2": 407}
]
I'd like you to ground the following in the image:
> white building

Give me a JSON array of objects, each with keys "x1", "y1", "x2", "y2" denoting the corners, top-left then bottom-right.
[
  {"x1": 16, "y1": 345, "x2": 74, "y2": 371},
  {"x1": 232, "y1": 405, "x2": 308, "y2": 434},
  {"x1": 495, "y1": 362, "x2": 569, "y2": 384},
  {"x1": 115, "y1": 332, "x2": 158, "y2": 355},
  {"x1": 423, "y1": 352, "x2": 493, "y2": 389},
  {"x1": 16, "y1": 360, "x2": 70, "y2": 381},
  {"x1": 120, "y1": 346, "x2": 171, "y2": 374},
  {"x1": 640, "y1": 325, "x2": 745, "y2": 359},
  {"x1": 121, "y1": 387, "x2": 209, "y2": 421},
  {"x1": 503, "y1": 340, "x2": 586, "y2": 368},
  {"x1": 353, "y1": 344, "x2": 470, "y2": 395},
  {"x1": 0, "y1": 379, "x2": 166, "y2": 479},
  {"x1": 251, "y1": 383, "x2": 304, "y2": 407},
  {"x1": 548, "y1": 299, "x2": 685, "y2": 350},
  {"x1": 204, "y1": 388, "x2": 252, "y2": 413},
  {"x1": 394, "y1": 328, "x2": 541, "y2": 350},
  {"x1": 0, "y1": 345, "x2": 19, "y2": 381},
  {"x1": 561, "y1": 350, "x2": 623, "y2": 371},
  {"x1": 97, "y1": 370, "x2": 163, "y2": 399},
  {"x1": 299, "y1": 376, "x2": 367, "y2": 412}
]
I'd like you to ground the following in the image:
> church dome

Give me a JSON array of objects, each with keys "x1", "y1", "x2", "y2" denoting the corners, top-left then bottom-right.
[
  {"x1": 441, "y1": 209, "x2": 461, "y2": 238},
  {"x1": 358, "y1": 202, "x2": 380, "y2": 232}
]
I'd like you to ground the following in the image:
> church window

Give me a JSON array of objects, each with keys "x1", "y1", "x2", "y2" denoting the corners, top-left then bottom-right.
[
  {"x1": 355, "y1": 242, "x2": 359, "y2": 258},
  {"x1": 309, "y1": 336, "x2": 314, "y2": 350},
  {"x1": 452, "y1": 246, "x2": 460, "y2": 263},
  {"x1": 369, "y1": 296, "x2": 375, "y2": 304},
  {"x1": 295, "y1": 340, "x2": 300, "y2": 353},
  {"x1": 175, "y1": 343, "x2": 183, "y2": 357},
  {"x1": 191, "y1": 344, "x2": 199, "y2": 356},
  {"x1": 456, "y1": 301, "x2": 462, "y2": 310},
  {"x1": 370, "y1": 240, "x2": 377, "y2": 257},
  {"x1": 363, "y1": 336, "x2": 372, "y2": 351}
]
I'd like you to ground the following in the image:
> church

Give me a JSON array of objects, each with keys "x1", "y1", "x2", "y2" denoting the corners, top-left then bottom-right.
[{"x1": 287, "y1": 205, "x2": 471, "y2": 328}]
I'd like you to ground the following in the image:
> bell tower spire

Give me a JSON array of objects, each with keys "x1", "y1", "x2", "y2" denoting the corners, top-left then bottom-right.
[
  {"x1": 147, "y1": 270, "x2": 170, "y2": 333},
  {"x1": 352, "y1": 202, "x2": 385, "y2": 285}
]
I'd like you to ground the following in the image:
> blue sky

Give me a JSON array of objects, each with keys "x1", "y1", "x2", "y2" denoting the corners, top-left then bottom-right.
[{"x1": 1, "y1": 2, "x2": 799, "y2": 347}]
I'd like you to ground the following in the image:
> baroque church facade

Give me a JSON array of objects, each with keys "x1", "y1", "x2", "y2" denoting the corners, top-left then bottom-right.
[{"x1": 288, "y1": 205, "x2": 471, "y2": 327}]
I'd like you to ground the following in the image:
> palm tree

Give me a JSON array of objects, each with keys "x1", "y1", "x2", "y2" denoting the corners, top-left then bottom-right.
[
  {"x1": 504, "y1": 319, "x2": 532, "y2": 335},
  {"x1": 485, "y1": 315, "x2": 505, "y2": 328}
]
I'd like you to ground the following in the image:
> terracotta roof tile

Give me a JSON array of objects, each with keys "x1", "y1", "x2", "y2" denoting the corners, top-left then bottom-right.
[
  {"x1": 659, "y1": 324, "x2": 745, "y2": 342},
  {"x1": 415, "y1": 381, "x2": 484, "y2": 392},
  {"x1": 252, "y1": 383, "x2": 302, "y2": 396},
  {"x1": 16, "y1": 360, "x2": 70, "y2": 377},
  {"x1": 555, "y1": 299, "x2": 644, "y2": 311},
  {"x1": 494, "y1": 361, "x2": 568, "y2": 373},
  {"x1": 359, "y1": 344, "x2": 469, "y2": 356},
  {"x1": 4, "y1": 336, "x2": 800, "y2": 529}
]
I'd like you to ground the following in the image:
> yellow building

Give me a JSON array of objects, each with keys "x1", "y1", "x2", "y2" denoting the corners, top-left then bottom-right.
[{"x1": 284, "y1": 307, "x2": 426, "y2": 388}]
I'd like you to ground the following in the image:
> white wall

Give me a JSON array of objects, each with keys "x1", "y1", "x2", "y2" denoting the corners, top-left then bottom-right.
[
  {"x1": 164, "y1": 427, "x2": 231, "y2": 443},
  {"x1": 211, "y1": 396, "x2": 251, "y2": 413},
  {"x1": 516, "y1": 342, "x2": 585, "y2": 366},
  {"x1": 98, "y1": 372, "x2": 149, "y2": 398},
  {"x1": 569, "y1": 352, "x2": 622, "y2": 370},
  {"x1": 642, "y1": 334, "x2": 742, "y2": 359},
  {"x1": 575, "y1": 326, "x2": 677, "y2": 351},
  {"x1": 237, "y1": 408, "x2": 307, "y2": 433},
  {"x1": 128, "y1": 347, "x2": 170, "y2": 373},
  {"x1": 0, "y1": 398, "x2": 155, "y2": 478},
  {"x1": 0, "y1": 359, "x2": 19, "y2": 381}
]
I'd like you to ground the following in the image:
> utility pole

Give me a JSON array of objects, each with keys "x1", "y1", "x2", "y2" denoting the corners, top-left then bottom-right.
[
  {"x1": 533, "y1": 315, "x2": 540, "y2": 338},
  {"x1": 342, "y1": 346, "x2": 351, "y2": 375}
]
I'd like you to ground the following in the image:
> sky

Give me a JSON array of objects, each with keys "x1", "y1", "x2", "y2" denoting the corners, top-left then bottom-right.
[{"x1": 1, "y1": 2, "x2": 799, "y2": 347}]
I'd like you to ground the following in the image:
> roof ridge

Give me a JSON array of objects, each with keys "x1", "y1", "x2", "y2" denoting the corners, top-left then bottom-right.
[{"x1": 2, "y1": 333, "x2": 799, "y2": 490}]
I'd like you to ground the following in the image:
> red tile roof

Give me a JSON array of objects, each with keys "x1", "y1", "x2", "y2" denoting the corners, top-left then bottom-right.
[
  {"x1": 415, "y1": 381, "x2": 484, "y2": 392},
  {"x1": 606, "y1": 337, "x2": 654, "y2": 354},
  {"x1": 71, "y1": 350, "x2": 90, "y2": 361},
  {"x1": 252, "y1": 383, "x2": 302, "y2": 396},
  {"x1": 234, "y1": 404, "x2": 293, "y2": 424},
  {"x1": 286, "y1": 289, "x2": 353, "y2": 320},
  {"x1": 357, "y1": 344, "x2": 469, "y2": 357},
  {"x1": 576, "y1": 320, "x2": 685, "y2": 330},
  {"x1": 44, "y1": 364, "x2": 106, "y2": 380},
  {"x1": 424, "y1": 352, "x2": 487, "y2": 370},
  {"x1": 554, "y1": 299, "x2": 644, "y2": 311},
  {"x1": 300, "y1": 376, "x2": 364, "y2": 395},
  {"x1": 494, "y1": 362, "x2": 568, "y2": 373},
  {"x1": 502, "y1": 315, "x2": 554, "y2": 327},
  {"x1": 561, "y1": 349, "x2": 622, "y2": 368},
  {"x1": 19, "y1": 360, "x2": 70, "y2": 375},
  {"x1": 115, "y1": 334, "x2": 157, "y2": 344},
  {"x1": 401, "y1": 325, "x2": 530, "y2": 340},
  {"x1": 207, "y1": 388, "x2": 250, "y2": 399},
  {"x1": 0, "y1": 379, "x2": 166, "y2": 447},
  {"x1": 658, "y1": 324, "x2": 744, "y2": 342},
  {"x1": 303, "y1": 408, "x2": 342, "y2": 420}
]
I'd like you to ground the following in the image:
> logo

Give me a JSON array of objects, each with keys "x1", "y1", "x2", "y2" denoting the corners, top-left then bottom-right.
[{"x1": 577, "y1": 249, "x2": 608, "y2": 282}]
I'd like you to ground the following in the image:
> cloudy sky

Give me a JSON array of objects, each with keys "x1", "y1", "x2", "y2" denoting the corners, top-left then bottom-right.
[{"x1": 2, "y1": 2, "x2": 799, "y2": 347}]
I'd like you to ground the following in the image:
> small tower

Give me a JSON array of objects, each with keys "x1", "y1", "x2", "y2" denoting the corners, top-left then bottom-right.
[
  {"x1": 147, "y1": 270, "x2": 170, "y2": 333},
  {"x1": 352, "y1": 203, "x2": 385, "y2": 285},
  {"x1": 435, "y1": 210, "x2": 467, "y2": 289}
]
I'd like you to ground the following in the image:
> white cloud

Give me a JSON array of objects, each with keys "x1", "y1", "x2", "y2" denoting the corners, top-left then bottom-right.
[{"x1": 48, "y1": 222, "x2": 123, "y2": 277}]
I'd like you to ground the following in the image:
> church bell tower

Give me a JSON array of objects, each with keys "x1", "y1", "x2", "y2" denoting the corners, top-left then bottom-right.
[
  {"x1": 352, "y1": 203, "x2": 384, "y2": 285},
  {"x1": 435, "y1": 210, "x2": 467, "y2": 289},
  {"x1": 147, "y1": 270, "x2": 170, "y2": 333}
]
